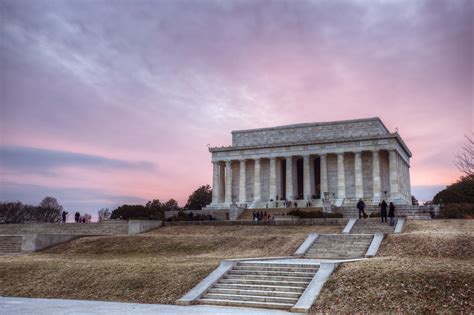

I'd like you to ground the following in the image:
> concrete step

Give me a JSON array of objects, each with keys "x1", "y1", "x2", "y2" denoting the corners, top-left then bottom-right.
[
  {"x1": 229, "y1": 270, "x2": 315, "y2": 277},
  {"x1": 226, "y1": 274, "x2": 314, "y2": 282},
  {"x1": 197, "y1": 298, "x2": 294, "y2": 309},
  {"x1": 238, "y1": 262, "x2": 319, "y2": 268},
  {"x1": 213, "y1": 283, "x2": 306, "y2": 293},
  {"x1": 305, "y1": 233, "x2": 372, "y2": 259},
  {"x1": 219, "y1": 278, "x2": 310, "y2": 287},
  {"x1": 233, "y1": 265, "x2": 318, "y2": 272},
  {"x1": 208, "y1": 288, "x2": 301, "y2": 298},
  {"x1": 202, "y1": 293, "x2": 298, "y2": 304}
]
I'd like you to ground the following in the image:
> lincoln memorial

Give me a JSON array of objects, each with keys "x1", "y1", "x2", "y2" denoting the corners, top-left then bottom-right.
[{"x1": 205, "y1": 117, "x2": 412, "y2": 210}]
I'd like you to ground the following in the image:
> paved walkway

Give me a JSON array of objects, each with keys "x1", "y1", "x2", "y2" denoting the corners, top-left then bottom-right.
[{"x1": 0, "y1": 297, "x2": 300, "y2": 314}]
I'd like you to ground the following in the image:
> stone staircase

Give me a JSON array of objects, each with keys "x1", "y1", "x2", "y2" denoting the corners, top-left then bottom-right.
[
  {"x1": 197, "y1": 261, "x2": 319, "y2": 309},
  {"x1": 304, "y1": 234, "x2": 373, "y2": 259},
  {"x1": 0, "y1": 235, "x2": 23, "y2": 254},
  {"x1": 350, "y1": 218, "x2": 396, "y2": 234}
]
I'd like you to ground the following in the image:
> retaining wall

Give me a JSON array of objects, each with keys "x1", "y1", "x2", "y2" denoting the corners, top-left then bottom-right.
[
  {"x1": 338, "y1": 205, "x2": 440, "y2": 218},
  {"x1": 0, "y1": 235, "x2": 23, "y2": 253},
  {"x1": 164, "y1": 218, "x2": 347, "y2": 226},
  {"x1": 0, "y1": 221, "x2": 129, "y2": 235}
]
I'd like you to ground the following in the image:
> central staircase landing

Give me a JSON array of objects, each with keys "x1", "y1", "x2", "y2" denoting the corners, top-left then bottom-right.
[
  {"x1": 304, "y1": 234, "x2": 373, "y2": 259},
  {"x1": 350, "y1": 218, "x2": 396, "y2": 234}
]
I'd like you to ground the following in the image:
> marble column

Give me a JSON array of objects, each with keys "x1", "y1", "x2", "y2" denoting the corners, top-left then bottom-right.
[
  {"x1": 269, "y1": 157, "x2": 277, "y2": 201},
  {"x1": 225, "y1": 161, "x2": 232, "y2": 204},
  {"x1": 219, "y1": 163, "x2": 225, "y2": 202},
  {"x1": 303, "y1": 155, "x2": 311, "y2": 200},
  {"x1": 254, "y1": 158, "x2": 261, "y2": 202},
  {"x1": 354, "y1": 151, "x2": 363, "y2": 199},
  {"x1": 320, "y1": 154, "x2": 328, "y2": 199},
  {"x1": 389, "y1": 150, "x2": 399, "y2": 200},
  {"x1": 285, "y1": 156, "x2": 294, "y2": 200},
  {"x1": 239, "y1": 160, "x2": 246, "y2": 203},
  {"x1": 337, "y1": 153, "x2": 346, "y2": 199},
  {"x1": 211, "y1": 161, "x2": 220, "y2": 204},
  {"x1": 372, "y1": 150, "x2": 381, "y2": 201}
]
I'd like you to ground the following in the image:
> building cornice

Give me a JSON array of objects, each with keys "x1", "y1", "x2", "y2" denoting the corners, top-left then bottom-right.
[{"x1": 210, "y1": 133, "x2": 412, "y2": 158}]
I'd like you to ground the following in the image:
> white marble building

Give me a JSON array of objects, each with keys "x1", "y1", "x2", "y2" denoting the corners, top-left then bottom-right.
[{"x1": 205, "y1": 117, "x2": 412, "y2": 210}]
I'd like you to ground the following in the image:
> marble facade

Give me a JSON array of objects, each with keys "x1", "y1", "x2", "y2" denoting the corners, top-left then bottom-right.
[{"x1": 206, "y1": 117, "x2": 412, "y2": 209}]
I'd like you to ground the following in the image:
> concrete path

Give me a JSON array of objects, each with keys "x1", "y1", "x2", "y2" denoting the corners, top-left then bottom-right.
[{"x1": 0, "y1": 297, "x2": 300, "y2": 315}]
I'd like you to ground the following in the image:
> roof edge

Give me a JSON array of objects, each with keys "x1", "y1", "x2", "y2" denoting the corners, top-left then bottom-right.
[{"x1": 231, "y1": 117, "x2": 390, "y2": 134}]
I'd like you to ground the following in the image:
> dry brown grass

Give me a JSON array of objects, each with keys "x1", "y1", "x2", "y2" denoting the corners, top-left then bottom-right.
[
  {"x1": 311, "y1": 219, "x2": 474, "y2": 313},
  {"x1": 0, "y1": 225, "x2": 340, "y2": 304}
]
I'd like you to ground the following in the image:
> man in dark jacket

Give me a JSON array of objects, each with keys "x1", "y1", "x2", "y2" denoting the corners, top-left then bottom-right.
[
  {"x1": 380, "y1": 200, "x2": 388, "y2": 223},
  {"x1": 388, "y1": 202, "x2": 396, "y2": 226},
  {"x1": 356, "y1": 199, "x2": 367, "y2": 219}
]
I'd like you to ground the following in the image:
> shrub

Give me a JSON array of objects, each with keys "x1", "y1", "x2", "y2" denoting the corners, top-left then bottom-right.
[
  {"x1": 287, "y1": 209, "x2": 343, "y2": 219},
  {"x1": 166, "y1": 211, "x2": 215, "y2": 221},
  {"x1": 437, "y1": 203, "x2": 474, "y2": 219}
]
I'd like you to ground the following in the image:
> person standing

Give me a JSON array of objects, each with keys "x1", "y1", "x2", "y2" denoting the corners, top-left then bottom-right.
[
  {"x1": 380, "y1": 200, "x2": 388, "y2": 223},
  {"x1": 74, "y1": 212, "x2": 80, "y2": 223},
  {"x1": 389, "y1": 202, "x2": 396, "y2": 226},
  {"x1": 62, "y1": 211, "x2": 68, "y2": 223},
  {"x1": 356, "y1": 199, "x2": 367, "y2": 219}
]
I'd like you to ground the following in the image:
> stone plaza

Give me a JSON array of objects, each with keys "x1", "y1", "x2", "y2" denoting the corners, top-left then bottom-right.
[{"x1": 206, "y1": 117, "x2": 412, "y2": 210}]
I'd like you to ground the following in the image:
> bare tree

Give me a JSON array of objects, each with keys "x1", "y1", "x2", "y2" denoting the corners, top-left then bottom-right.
[
  {"x1": 455, "y1": 134, "x2": 474, "y2": 176},
  {"x1": 83, "y1": 213, "x2": 92, "y2": 223},
  {"x1": 37, "y1": 196, "x2": 63, "y2": 222},
  {"x1": 98, "y1": 208, "x2": 111, "y2": 221}
]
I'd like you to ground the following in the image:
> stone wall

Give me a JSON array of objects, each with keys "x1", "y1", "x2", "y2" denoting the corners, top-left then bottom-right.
[
  {"x1": 164, "y1": 218, "x2": 348, "y2": 226},
  {"x1": 0, "y1": 221, "x2": 129, "y2": 235}
]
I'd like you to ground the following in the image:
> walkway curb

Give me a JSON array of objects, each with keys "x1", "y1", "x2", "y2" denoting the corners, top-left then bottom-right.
[
  {"x1": 290, "y1": 263, "x2": 336, "y2": 313},
  {"x1": 365, "y1": 233, "x2": 384, "y2": 257},
  {"x1": 294, "y1": 233, "x2": 318, "y2": 256},
  {"x1": 342, "y1": 218, "x2": 357, "y2": 234},
  {"x1": 176, "y1": 260, "x2": 235, "y2": 305},
  {"x1": 394, "y1": 218, "x2": 405, "y2": 233}
]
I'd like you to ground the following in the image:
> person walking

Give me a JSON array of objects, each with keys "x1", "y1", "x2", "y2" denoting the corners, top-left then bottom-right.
[
  {"x1": 389, "y1": 202, "x2": 396, "y2": 226},
  {"x1": 356, "y1": 199, "x2": 367, "y2": 219},
  {"x1": 380, "y1": 200, "x2": 388, "y2": 223}
]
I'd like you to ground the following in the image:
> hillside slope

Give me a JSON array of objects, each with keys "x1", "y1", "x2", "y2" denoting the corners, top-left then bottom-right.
[
  {"x1": 0, "y1": 225, "x2": 339, "y2": 304},
  {"x1": 311, "y1": 220, "x2": 474, "y2": 313}
]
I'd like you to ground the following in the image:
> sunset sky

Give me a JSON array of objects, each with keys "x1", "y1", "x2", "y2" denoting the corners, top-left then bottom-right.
[{"x1": 1, "y1": 0, "x2": 473, "y2": 212}]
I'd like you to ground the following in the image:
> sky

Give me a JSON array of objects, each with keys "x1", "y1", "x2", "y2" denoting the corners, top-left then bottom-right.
[{"x1": 1, "y1": 0, "x2": 473, "y2": 213}]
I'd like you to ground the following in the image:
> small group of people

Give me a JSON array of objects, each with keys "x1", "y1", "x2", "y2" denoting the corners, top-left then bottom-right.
[
  {"x1": 74, "y1": 211, "x2": 87, "y2": 223},
  {"x1": 356, "y1": 199, "x2": 396, "y2": 225},
  {"x1": 252, "y1": 210, "x2": 273, "y2": 221}
]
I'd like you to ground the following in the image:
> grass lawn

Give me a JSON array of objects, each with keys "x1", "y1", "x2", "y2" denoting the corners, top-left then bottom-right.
[
  {"x1": 0, "y1": 225, "x2": 340, "y2": 304},
  {"x1": 311, "y1": 219, "x2": 474, "y2": 313}
]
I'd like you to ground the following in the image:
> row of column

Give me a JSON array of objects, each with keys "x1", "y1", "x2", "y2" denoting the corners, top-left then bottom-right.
[{"x1": 211, "y1": 150, "x2": 401, "y2": 204}]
